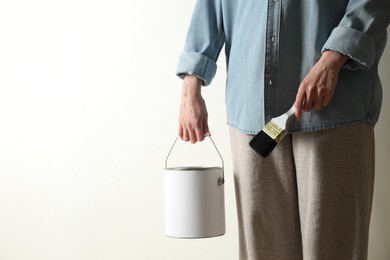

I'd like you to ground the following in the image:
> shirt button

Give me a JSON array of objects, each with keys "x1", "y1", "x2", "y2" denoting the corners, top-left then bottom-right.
[{"x1": 271, "y1": 35, "x2": 276, "y2": 43}]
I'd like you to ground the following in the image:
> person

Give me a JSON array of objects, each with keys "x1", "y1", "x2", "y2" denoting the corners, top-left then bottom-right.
[{"x1": 176, "y1": 0, "x2": 389, "y2": 259}]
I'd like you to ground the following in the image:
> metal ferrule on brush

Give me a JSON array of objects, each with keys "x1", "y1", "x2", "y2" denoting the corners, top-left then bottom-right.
[{"x1": 263, "y1": 120, "x2": 287, "y2": 143}]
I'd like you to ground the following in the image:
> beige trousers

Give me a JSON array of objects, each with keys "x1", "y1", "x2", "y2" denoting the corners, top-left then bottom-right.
[{"x1": 230, "y1": 123, "x2": 375, "y2": 260}]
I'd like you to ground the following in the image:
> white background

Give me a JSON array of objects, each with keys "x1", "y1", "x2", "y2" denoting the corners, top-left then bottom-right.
[{"x1": 0, "y1": 1, "x2": 388, "y2": 259}]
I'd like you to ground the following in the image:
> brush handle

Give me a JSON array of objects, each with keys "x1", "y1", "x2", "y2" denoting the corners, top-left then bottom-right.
[
  {"x1": 271, "y1": 105, "x2": 296, "y2": 128},
  {"x1": 286, "y1": 105, "x2": 296, "y2": 118}
]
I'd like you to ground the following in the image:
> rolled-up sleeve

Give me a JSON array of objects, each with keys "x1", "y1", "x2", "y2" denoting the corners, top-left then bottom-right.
[
  {"x1": 322, "y1": 0, "x2": 390, "y2": 70},
  {"x1": 176, "y1": 0, "x2": 225, "y2": 86}
]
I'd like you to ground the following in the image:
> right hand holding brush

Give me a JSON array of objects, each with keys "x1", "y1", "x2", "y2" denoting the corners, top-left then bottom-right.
[{"x1": 294, "y1": 50, "x2": 349, "y2": 121}]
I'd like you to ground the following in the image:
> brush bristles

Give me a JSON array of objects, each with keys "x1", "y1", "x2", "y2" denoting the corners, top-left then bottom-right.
[
  {"x1": 249, "y1": 130, "x2": 278, "y2": 157},
  {"x1": 250, "y1": 108, "x2": 293, "y2": 157}
]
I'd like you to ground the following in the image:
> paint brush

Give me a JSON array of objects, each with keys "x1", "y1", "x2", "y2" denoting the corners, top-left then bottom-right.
[{"x1": 249, "y1": 106, "x2": 296, "y2": 157}]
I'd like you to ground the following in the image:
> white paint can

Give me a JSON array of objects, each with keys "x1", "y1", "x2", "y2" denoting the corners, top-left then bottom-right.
[{"x1": 164, "y1": 137, "x2": 225, "y2": 239}]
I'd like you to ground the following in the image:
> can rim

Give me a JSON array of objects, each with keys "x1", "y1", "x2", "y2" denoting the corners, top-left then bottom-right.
[{"x1": 164, "y1": 166, "x2": 222, "y2": 171}]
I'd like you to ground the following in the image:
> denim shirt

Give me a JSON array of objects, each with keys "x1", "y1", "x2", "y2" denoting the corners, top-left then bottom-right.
[{"x1": 176, "y1": 0, "x2": 390, "y2": 134}]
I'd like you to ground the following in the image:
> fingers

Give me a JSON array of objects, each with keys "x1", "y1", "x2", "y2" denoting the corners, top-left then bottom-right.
[
  {"x1": 194, "y1": 123, "x2": 205, "y2": 143},
  {"x1": 294, "y1": 89, "x2": 304, "y2": 121},
  {"x1": 304, "y1": 87, "x2": 324, "y2": 111},
  {"x1": 322, "y1": 90, "x2": 333, "y2": 107},
  {"x1": 203, "y1": 113, "x2": 210, "y2": 137},
  {"x1": 294, "y1": 76, "x2": 336, "y2": 120},
  {"x1": 295, "y1": 85, "x2": 328, "y2": 120},
  {"x1": 178, "y1": 124, "x2": 184, "y2": 140},
  {"x1": 293, "y1": 53, "x2": 343, "y2": 120},
  {"x1": 193, "y1": 111, "x2": 209, "y2": 142},
  {"x1": 179, "y1": 120, "x2": 209, "y2": 143},
  {"x1": 178, "y1": 121, "x2": 198, "y2": 143}
]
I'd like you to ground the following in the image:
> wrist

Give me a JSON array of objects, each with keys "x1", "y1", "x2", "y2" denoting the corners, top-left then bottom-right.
[
  {"x1": 320, "y1": 50, "x2": 349, "y2": 71},
  {"x1": 182, "y1": 74, "x2": 202, "y2": 98}
]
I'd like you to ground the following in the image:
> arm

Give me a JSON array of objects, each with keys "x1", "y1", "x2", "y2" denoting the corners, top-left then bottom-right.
[
  {"x1": 294, "y1": 0, "x2": 390, "y2": 120},
  {"x1": 176, "y1": 0, "x2": 225, "y2": 142},
  {"x1": 176, "y1": 0, "x2": 225, "y2": 86},
  {"x1": 323, "y1": 0, "x2": 390, "y2": 70}
]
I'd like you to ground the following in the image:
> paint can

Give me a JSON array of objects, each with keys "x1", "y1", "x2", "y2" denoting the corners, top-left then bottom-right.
[{"x1": 164, "y1": 137, "x2": 225, "y2": 238}]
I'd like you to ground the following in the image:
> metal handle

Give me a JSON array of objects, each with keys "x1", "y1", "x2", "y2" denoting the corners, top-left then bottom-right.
[{"x1": 165, "y1": 136, "x2": 225, "y2": 185}]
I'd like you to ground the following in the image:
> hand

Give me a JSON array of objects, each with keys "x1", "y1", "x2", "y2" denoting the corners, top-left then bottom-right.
[
  {"x1": 178, "y1": 75, "x2": 210, "y2": 143},
  {"x1": 294, "y1": 51, "x2": 348, "y2": 121}
]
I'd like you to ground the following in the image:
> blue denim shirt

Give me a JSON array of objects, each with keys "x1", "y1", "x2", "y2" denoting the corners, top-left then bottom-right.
[{"x1": 176, "y1": 0, "x2": 389, "y2": 134}]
